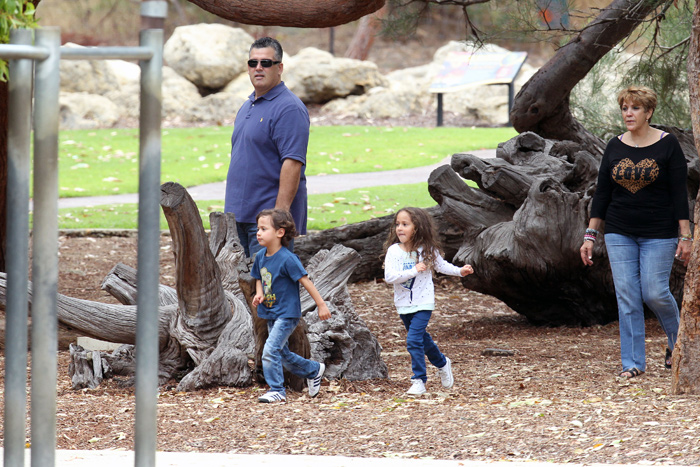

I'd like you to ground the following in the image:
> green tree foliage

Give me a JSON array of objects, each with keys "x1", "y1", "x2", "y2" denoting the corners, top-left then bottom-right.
[
  {"x1": 0, "y1": 0, "x2": 38, "y2": 80},
  {"x1": 571, "y1": 0, "x2": 692, "y2": 138}
]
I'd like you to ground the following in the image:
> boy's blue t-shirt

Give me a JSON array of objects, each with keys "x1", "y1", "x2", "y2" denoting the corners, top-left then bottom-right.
[{"x1": 250, "y1": 247, "x2": 307, "y2": 320}]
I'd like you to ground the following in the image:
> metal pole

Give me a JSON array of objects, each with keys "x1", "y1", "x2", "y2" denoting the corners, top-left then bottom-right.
[
  {"x1": 4, "y1": 28, "x2": 34, "y2": 467},
  {"x1": 134, "y1": 28, "x2": 163, "y2": 467},
  {"x1": 507, "y1": 83, "x2": 514, "y2": 127},
  {"x1": 437, "y1": 93, "x2": 444, "y2": 127},
  {"x1": 31, "y1": 27, "x2": 61, "y2": 467}
]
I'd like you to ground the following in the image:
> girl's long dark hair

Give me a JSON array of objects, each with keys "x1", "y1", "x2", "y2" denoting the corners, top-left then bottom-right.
[{"x1": 383, "y1": 207, "x2": 441, "y2": 269}]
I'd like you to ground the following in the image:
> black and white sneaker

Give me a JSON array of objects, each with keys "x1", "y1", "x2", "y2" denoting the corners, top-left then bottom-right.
[
  {"x1": 307, "y1": 363, "x2": 325, "y2": 398},
  {"x1": 258, "y1": 391, "x2": 286, "y2": 403}
]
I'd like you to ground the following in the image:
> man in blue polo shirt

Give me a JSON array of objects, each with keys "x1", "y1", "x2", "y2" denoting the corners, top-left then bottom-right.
[{"x1": 225, "y1": 37, "x2": 309, "y2": 257}]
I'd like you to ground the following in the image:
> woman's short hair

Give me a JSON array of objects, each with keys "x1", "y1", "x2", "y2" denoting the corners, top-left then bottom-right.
[{"x1": 617, "y1": 85, "x2": 657, "y2": 115}]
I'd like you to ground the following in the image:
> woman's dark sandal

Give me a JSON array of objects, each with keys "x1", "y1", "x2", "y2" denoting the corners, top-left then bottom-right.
[
  {"x1": 665, "y1": 348, "x2": 672, "y2": 369},
  {"x1": 619, "y1": 368, "x2": 644, "y2": 378}
]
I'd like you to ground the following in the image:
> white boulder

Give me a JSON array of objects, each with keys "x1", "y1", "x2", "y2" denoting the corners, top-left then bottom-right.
[
  {"x1": 59, "y1": 44, "x2": 120, "y2": 95},
  {"x1": 164, "y1": 24, "x2": 254, "y2": 90},
  {"x1": 59, "y1": 92, "x2": 121, "y2": 130},
  {"x1": 285, "y1": 47, "x2": 388, "y2": 104},
  {"x1": 183, "y1": 92, "x2": 248, "y2": 124}
]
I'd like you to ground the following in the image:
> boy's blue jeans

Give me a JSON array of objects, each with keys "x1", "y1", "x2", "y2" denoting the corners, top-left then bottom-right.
[
  {"x1": 605, "y1": 233, "x2": 680, "y2": 372},
  {"x1": 262, "y1": 317, "x2": 320, "y2": 397},
  {"x1": 399, "y1": 310, "x2": 447, "y2": 383}
]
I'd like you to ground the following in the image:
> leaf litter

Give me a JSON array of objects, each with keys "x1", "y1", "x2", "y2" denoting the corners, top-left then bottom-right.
[{"x1": 5, "y1": 234, "x2": 700, "y2": 464}]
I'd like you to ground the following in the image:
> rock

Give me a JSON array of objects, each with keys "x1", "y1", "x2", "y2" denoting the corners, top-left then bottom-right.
[
  {"x1": 184, "y1": 92, "x2": 247, "y2": 124},
  {"x1": 59, "y1": 92, "x2": 121, "y2": 129},
  {"x1": 59, "y1": 44, "x2": 121, "y2": 95},
  {"x1": 321, "y1": 82, "x2": 428, "y2": 120},
  {"x1": 285, "y1": 47, "x2": 388, "y2": 104},
  {"x1": 163, "y1": 24, "x2": 254, "y2": 90},
  {"x1": 320, "y1": 41, "x2": 537, "y2": 124},
  {"x1": 222, "y1": 73, "x2": 253, "y2": 101},
  {"x1": 106, "y1": 66, "x2": 202, "y2": 121},
  {"x1": 55, "y1": 39, "x2": 540, "y2": 127},
  {"x1": 105, "y1": 59, "x2": 141, "y2": 88}
]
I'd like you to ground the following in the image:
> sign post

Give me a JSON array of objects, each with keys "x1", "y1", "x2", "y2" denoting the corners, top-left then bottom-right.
[{"x1": 429, "y1": 50, "x2": 528, "y2": 127}]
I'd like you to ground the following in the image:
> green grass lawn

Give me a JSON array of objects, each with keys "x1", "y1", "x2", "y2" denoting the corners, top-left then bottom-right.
[
  {"x1": 50, "y1": 124, "x2": 511, "y2": 230},
  {"x1": 55, "y1": 183, "x2": 441, "y2": 231},
  {"x1": 53, "y1": 125, "x2": 515, "y2": 198}
]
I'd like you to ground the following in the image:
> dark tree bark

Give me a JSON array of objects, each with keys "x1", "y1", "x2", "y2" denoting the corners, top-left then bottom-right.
[
  {"x1": 0, "y1": 182, "x2": 387, "y2": 390},
  {"x1": 671, "y1": 0, "x2": 700, "y2": 395},
  {"x1": 185, "y1": 0, "x2": 386, "y2": 28},
  {"x1": 510, "y1": 0, "x2": 666, "y2": 151},
  {"x1": 297, "y1": 130, "x2": 698, "y2": 326}
]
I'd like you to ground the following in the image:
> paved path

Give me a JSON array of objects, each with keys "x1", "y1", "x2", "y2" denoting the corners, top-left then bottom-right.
[
  {"x1": 56, "y1": 149, "x2": 496, "y2": 209},
  {"x1": 3, "y1": 449, "x2": 683, "y2": 467}
]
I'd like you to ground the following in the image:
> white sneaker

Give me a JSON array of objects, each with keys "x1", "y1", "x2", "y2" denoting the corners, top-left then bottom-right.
[
  {"x1": 258, "y1": 391, "x2": 286, "y2": 403},
  {"x1": 438, "y1": 357, "x2": 454, "y2": 388},
  {"x1": 406, "y1": 379, "x2": 426, "y2": 396},
  {"x1": 307, "y1": 363, "x2": 325, "y2": 398}
]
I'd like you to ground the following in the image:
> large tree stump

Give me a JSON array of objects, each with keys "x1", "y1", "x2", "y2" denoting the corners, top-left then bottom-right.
[
  {"x1": 296, "y1": 130, "x2": 698, "y2": 326},
  {"x1": 0, "y1": 181, "x2": 388, "y2": 391},
  {"x1": 443, "y1": 130, "x2": 697, "y2": 324}
]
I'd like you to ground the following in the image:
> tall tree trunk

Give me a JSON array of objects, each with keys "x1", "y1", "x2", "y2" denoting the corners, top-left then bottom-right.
[
  {"x1": 671, "y1": 0, "x2": 700, "y2": 395},
  {"x1": 344, "y1": 6, "x2": 387, "y2": 60},
  {"x1": 510, "y1": 0, "x2": 666, "y2": 151},
  {"x1": 185, "y1": 0, "x2": 385, "y2": 28}
]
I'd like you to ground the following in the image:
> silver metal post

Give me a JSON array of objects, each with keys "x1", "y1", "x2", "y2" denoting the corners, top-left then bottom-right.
[
  {"x1": 134, "y1": 28, "x2": 163, "y2": 467},
  {"x1": 31, "y1": 27, "x2": 61, "y2": 467},
  {"x1": 4, "y1": 28, "x2": 34, "y2": 467}
]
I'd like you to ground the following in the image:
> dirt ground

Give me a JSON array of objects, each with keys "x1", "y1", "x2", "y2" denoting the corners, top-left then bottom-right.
[{"x1": 2, "y1": 233, "x2": 700, "y2": 464}]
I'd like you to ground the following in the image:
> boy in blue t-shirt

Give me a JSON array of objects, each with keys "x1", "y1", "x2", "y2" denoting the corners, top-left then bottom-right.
[{"x1": 251, "y1": 209, "x2": 331, "y2": 403}]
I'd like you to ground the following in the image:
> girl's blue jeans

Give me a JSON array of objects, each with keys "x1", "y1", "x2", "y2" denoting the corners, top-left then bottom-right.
[
  {"x1": 262, "y1": 317, "x2": 320, "y2": 397},
  {"x1": 399, "y1": 310, "x2": 447, "y2": 383},
  {"x1": 605, "y1": 233, "x2": 680, "y2": 372}
]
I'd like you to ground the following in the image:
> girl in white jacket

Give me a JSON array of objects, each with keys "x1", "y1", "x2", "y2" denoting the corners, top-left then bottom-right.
[{"x1": 383, "y1": 207, "x2": 473, "y2": 396}]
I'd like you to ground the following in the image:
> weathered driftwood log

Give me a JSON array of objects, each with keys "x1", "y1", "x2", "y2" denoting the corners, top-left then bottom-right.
[
  {"x1": 104, "y1": 227, "x2": 388, "y2": 383},
  {"x1": 0, "y1": 181, "x2": 389, "y2": 391},
  {"x1": 69, "y1": 343, "x2": 112, "y2": 390},
  {"x1": 439, "y1": 130, "x2": 699, "y2": 325},
  {"x1": 296, "y1": 129, "x2": 698, "y2": 326}
]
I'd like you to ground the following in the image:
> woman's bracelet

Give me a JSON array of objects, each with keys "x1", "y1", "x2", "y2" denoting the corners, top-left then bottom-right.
[
  {"x1": 679, "y1": 234, "x2": 694, "y2": 242},
  {"x1": 584, "y1": 228, "x2": 598, "y2": 243}
]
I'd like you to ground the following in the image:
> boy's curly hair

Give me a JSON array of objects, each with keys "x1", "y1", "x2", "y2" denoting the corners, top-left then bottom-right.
[
  {"x1": 382, "y1": 207, "x2": 441, "y2": 269},
  {"x1": 256, "y1": 209, "x2": 297, "y2": 247}
]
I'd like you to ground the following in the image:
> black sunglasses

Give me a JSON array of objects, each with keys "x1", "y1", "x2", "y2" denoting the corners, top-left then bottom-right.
[{"x1": 247, "y1": 59, "x2": 281, "y2": 68}]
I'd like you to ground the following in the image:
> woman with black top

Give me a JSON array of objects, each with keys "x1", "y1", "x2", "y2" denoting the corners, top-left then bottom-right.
[{"x1": 580, "y1": 85, "x2": 692, "y2": 379}]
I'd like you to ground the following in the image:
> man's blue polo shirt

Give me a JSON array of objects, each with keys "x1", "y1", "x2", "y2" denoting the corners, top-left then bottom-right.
[{"x1": 225, "y1": 81, "x2": 309, "y2": 234}]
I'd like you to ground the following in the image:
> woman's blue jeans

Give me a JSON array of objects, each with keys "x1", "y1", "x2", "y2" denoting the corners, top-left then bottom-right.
[
  {"x1": 605, "y1": 233, "x2": 680, "y2": 372},
  {"x1": 262, "y1": 317, "x2": 320, "y2": 397},
  {"x1": 399, "y1": 310, "x2": 447, "y2": 383}
]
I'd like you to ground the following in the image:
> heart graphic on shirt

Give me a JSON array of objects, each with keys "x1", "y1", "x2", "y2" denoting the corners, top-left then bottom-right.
[{"x1": 611, "y1": 158, "x2": 659, "y2": 194}]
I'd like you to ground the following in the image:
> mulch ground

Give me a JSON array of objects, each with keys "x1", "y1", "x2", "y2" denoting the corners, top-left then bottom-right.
[{"x1": 2, "y1": 233, "x2": 700, "y2": 464}]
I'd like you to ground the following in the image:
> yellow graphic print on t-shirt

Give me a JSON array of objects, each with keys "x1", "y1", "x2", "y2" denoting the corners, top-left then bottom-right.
[
  {"x1": 611, "y1": 158, "x2": 659, "y2": 194},
  {"x1": 261, "y1": 267, "x2": 276, "y2": 308}
]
